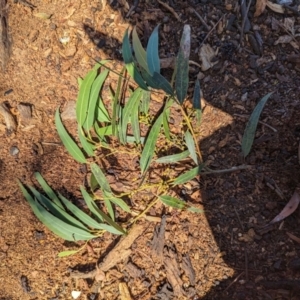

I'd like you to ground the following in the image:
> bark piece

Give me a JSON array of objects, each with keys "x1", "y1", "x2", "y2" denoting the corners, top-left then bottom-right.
[
  {"x1": 164, "y1": 248, "x2": 185, "y2": 297},
  {"x1": 126, "y1": 262, "x2": 143, "y2": 278},
  {"x1": 0, "y1": 0, "x2": 11, "y2": 70},
  {"x1": 70, "y1": 224, "x2": 146, "y2": 279},
  {"x1": 182, "y1": 253, "x2": 196, "y2": 285},
  {"x1": 151, "y1": 215, "x2": 166, "y2": 261},
  {"x1": 18, "y1": 103, "x2": 32, "y2": 125},
  {"x1": 0, "y1": 102, "x2": 17, "y2": 134}
]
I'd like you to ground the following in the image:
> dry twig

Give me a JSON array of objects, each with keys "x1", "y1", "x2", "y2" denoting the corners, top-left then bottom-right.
[
  {"x1": 70, "y1": 224, "x2": 146, "y2": 279},
  {"x1": 157, "y1": 0, "x2": 181, "y2": 22}
]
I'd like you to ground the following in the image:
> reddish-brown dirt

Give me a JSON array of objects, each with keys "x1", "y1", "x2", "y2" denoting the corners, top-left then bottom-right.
[{"x1": 1, "y1": 0, "x2": 300, "y2": 299}]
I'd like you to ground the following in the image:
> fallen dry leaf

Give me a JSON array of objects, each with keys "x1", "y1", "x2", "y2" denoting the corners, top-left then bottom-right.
[
  {"x1": 266, "y1": 1, "x2": 285, "y2": 14},
  {"x1": 255, "y1": 0, "x2": 267, "y2": 17},
  {"x1": 270, "y1": 191, "x2": 300, "y2": 224},
  {"x1": 199, "y1": 44, "x2": 217, "y2": 71},
  {"x1": 274, "y1": 35, "x2": 293, "y2": 45},
  {"x1": 287, "y1": 232, "x2": 300, "y2": 244}
]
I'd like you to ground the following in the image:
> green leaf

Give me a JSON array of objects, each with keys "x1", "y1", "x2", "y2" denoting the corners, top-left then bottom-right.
[
  {"x1": 152, "y1": 72, "x2": 173, "y2": 95},
  {"x1": 242, "y1": 92, "x2": 273, "y2": 157},
  {"x1": 96, "y1": 97, "x2": 111, "y2": 122},
  {"x1": 127, "y1": 63, "x2": 149, "y2": 90},
  {"x1": 196, "y1": 109, "x2": 202, "y2": 125},
  {"x1": 193, "y1": 78, "x2": 201, "y2": 110},
  {"x1": 90, "y1": 163, "x2": 112, "y2": 193},
  {"x1": 80, "y1": 186, "x2": 126, "y2": 235},
  {"x1": 175, "y1": 25, "x2": 191, "y2": 103},
  {"x1": 131, "y1": 100, "x2": 141, "y2": 144},
  {"x1": 156, "y1": 150, "x2": 190, "y2": 164},
  {"x1": 77, "y1": 77, "x2": 83, "y2": 88},
  {"x1": 122, "y1": 29, "x2": 148, "y2": 90},
  {"x1": 184, "y1": 130, "x2": 198, "y2": 164},
  {"x1": 159, "y1": 195, "x2": 186, "y2": 209},
  {"x1": 132, "y1": 27, "x2": 149, "y2": 72},
  {"x1": 58, "y1": 250, "x2": 79, "y2": 257},
  {"x1": 172, "y1": 165, "x2": 203, "y2": 186},
  {"x1": 140, "y1": 113, "x2": 163, "y2": 173},
  {"x1": 76, "y1": 69, "x2": 98, "y2": 127},
  {"x1": 103, "y1": 194, "x2": 115, "y2": 221},
  {"x1": 34, "y1": 172, "x2": 64, "y2": 210},
  {"x1": 95, "y1": 124, "x2": 112, "y2": 138},
  {"x1": 55, "y1": 109, "x2": 86, "y2": 163},
  {"x1": 111, "y1": 67, "x2": 124, "y2": 136},
  {"x1": 58, "y1": 193, "x2": 110, "y2": 230},
  {"x1": 90, "y1": 173, "x2": 99, "y2": 191},
  {"x1": 121, "y1": 88, "x2": 142, "y2": 143},
  {"x1": 78, "y1": 126, "x2": 95, "y2": 157},
  {"x1": 162, "y1": 98, "x2": 173, "y2": 141},
  {"x1": 147, "y1": 25, "x2": 160, "y2": 75},
  {"x1": 140, "y1": 90, "x2": 150, "y2": 114},
  {"x1": 103, "y1": 191, "x2": 131, "y2": 213},
  {"x1": 141, "y1": 70, "x2": 173, "y2": 95},
  {"x1": 187, "y1": 206, "x2": 203, "y2": 213},
  {"x1": 117, "y1": 106, "x2": 126, "y2": 144},
  {"x1": 85, "y1": 69, "x2": 109, "y2": 130},
  {"x1": 29, "y1": 186, "x2": 88, "y2": 231},
  {"x1": 126, "y1": 135, "x2": 145, "y2": 144},
  {"x1": 18, "y1": 181, "x2": 95, "y2": 241}
]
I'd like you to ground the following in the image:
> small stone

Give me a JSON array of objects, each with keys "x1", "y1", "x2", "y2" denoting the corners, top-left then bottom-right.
[
  {"x1": 265, "y1": 201, "x2": 277, "y2": 210},
  {"x1": 61, "y1": 101, "x2": 76, "y2": 121},
  {"x1": 10, "y1": 146, "x2": 19, "y2": 156}
]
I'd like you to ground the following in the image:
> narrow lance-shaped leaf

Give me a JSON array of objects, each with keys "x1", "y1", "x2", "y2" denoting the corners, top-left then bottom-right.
[
  {"x1": 175, "y1": 25, "x2": 191, "y2": 104},
  {"x1": 172, "y1": 165, "x2": 203, "y2": 186},
  {"x1": 29, "y1": 186, "x2": 88, "y2": 231},
  {"x1": 152, "y1": 72, "x2": 173, "y2": 95},
  {"x1": 156, "y1": 150, "x2": 190, "y2": 164},
  {"x1": 76, "y1": 69, "x2": 98, "y2": 126},
  {"x1": 147, "y1": 25, "x2": 160, "y2": 75},
  {"x1": 241, "y1": 92, "x2": 273, "y2": 157},
  {"x1": 85, "y1": 69, "x2": 109, "y2": 130},
  {"x1": 184, "y1": 130, "x2": 198, "y2": 165},
  {"x1": 18, "y1": 181, "x2": 95, "y2": 241},
  {"x1": 121, "y1": 88, "x2": 142, "y2": 143},
  {"x1": 34, "y1": 172, "x2": 64, "y2": 210},
  {"x1": 193, "y1": 79, "x2": 202, "y2": 125},
  {"x1": 159, "y1": 195, "x2": 186, "y2": 209},
  {"x1": 140, "y1": 90, "x2": 150, "y2": 114},
  {"x1": 96, "y1": 96, "x2": 111, "y2": 122},
  {"x1": 122, "y1": 29, "x2": 148, "y2": 90},
  {"x1": 131, "y1": 92, "x2": 141, "y2": 143},
  {"x1": 80, "y1": 186, "x2": 126, "y2": 235},
  {"x1": 55, "y1": 109, "x2": 86, "y2": 163},
  {"x1": 78, "y1": 126, "x2": 95, "y2": 157},
  {"x1": 162, "y1": 98, "x2": 173, "y2": 140},
  {"x1": 132, "y1": 27, "x2": 149, "y2": 72},
  {"x1": 269, "y1": 190, "x2": 300, "y2": 225},
  {"x1": 91, "y1": 163, "x2": 112, "y2": 193},
  {"x1": 103, "y1": 191, "x2": 131, "y2": 213},
  {"x1": 104, "y1": 196, "x2": 115, "y2": 221},
  {"x1": 140, "y1": 113, "x2": 163, "y2": 173},
  {"x1": 193, "y1": 78, "x2": 201, "y2": 110},
  {"x1": 111, "y1": 68, "x2": 124, "y2": 136},
  {"x1": 58, "y1": 193, "x2": 110, "y2": 231}
]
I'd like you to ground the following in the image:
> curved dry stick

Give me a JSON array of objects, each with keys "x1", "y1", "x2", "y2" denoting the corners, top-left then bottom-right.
[{"x1": 70, "y1": 223, "x2": 146, "y2": 279}]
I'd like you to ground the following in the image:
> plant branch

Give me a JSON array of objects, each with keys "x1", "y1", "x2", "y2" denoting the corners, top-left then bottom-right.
[{"x1": 201, "y1": 165, "x2": 252, "y2": 175}]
